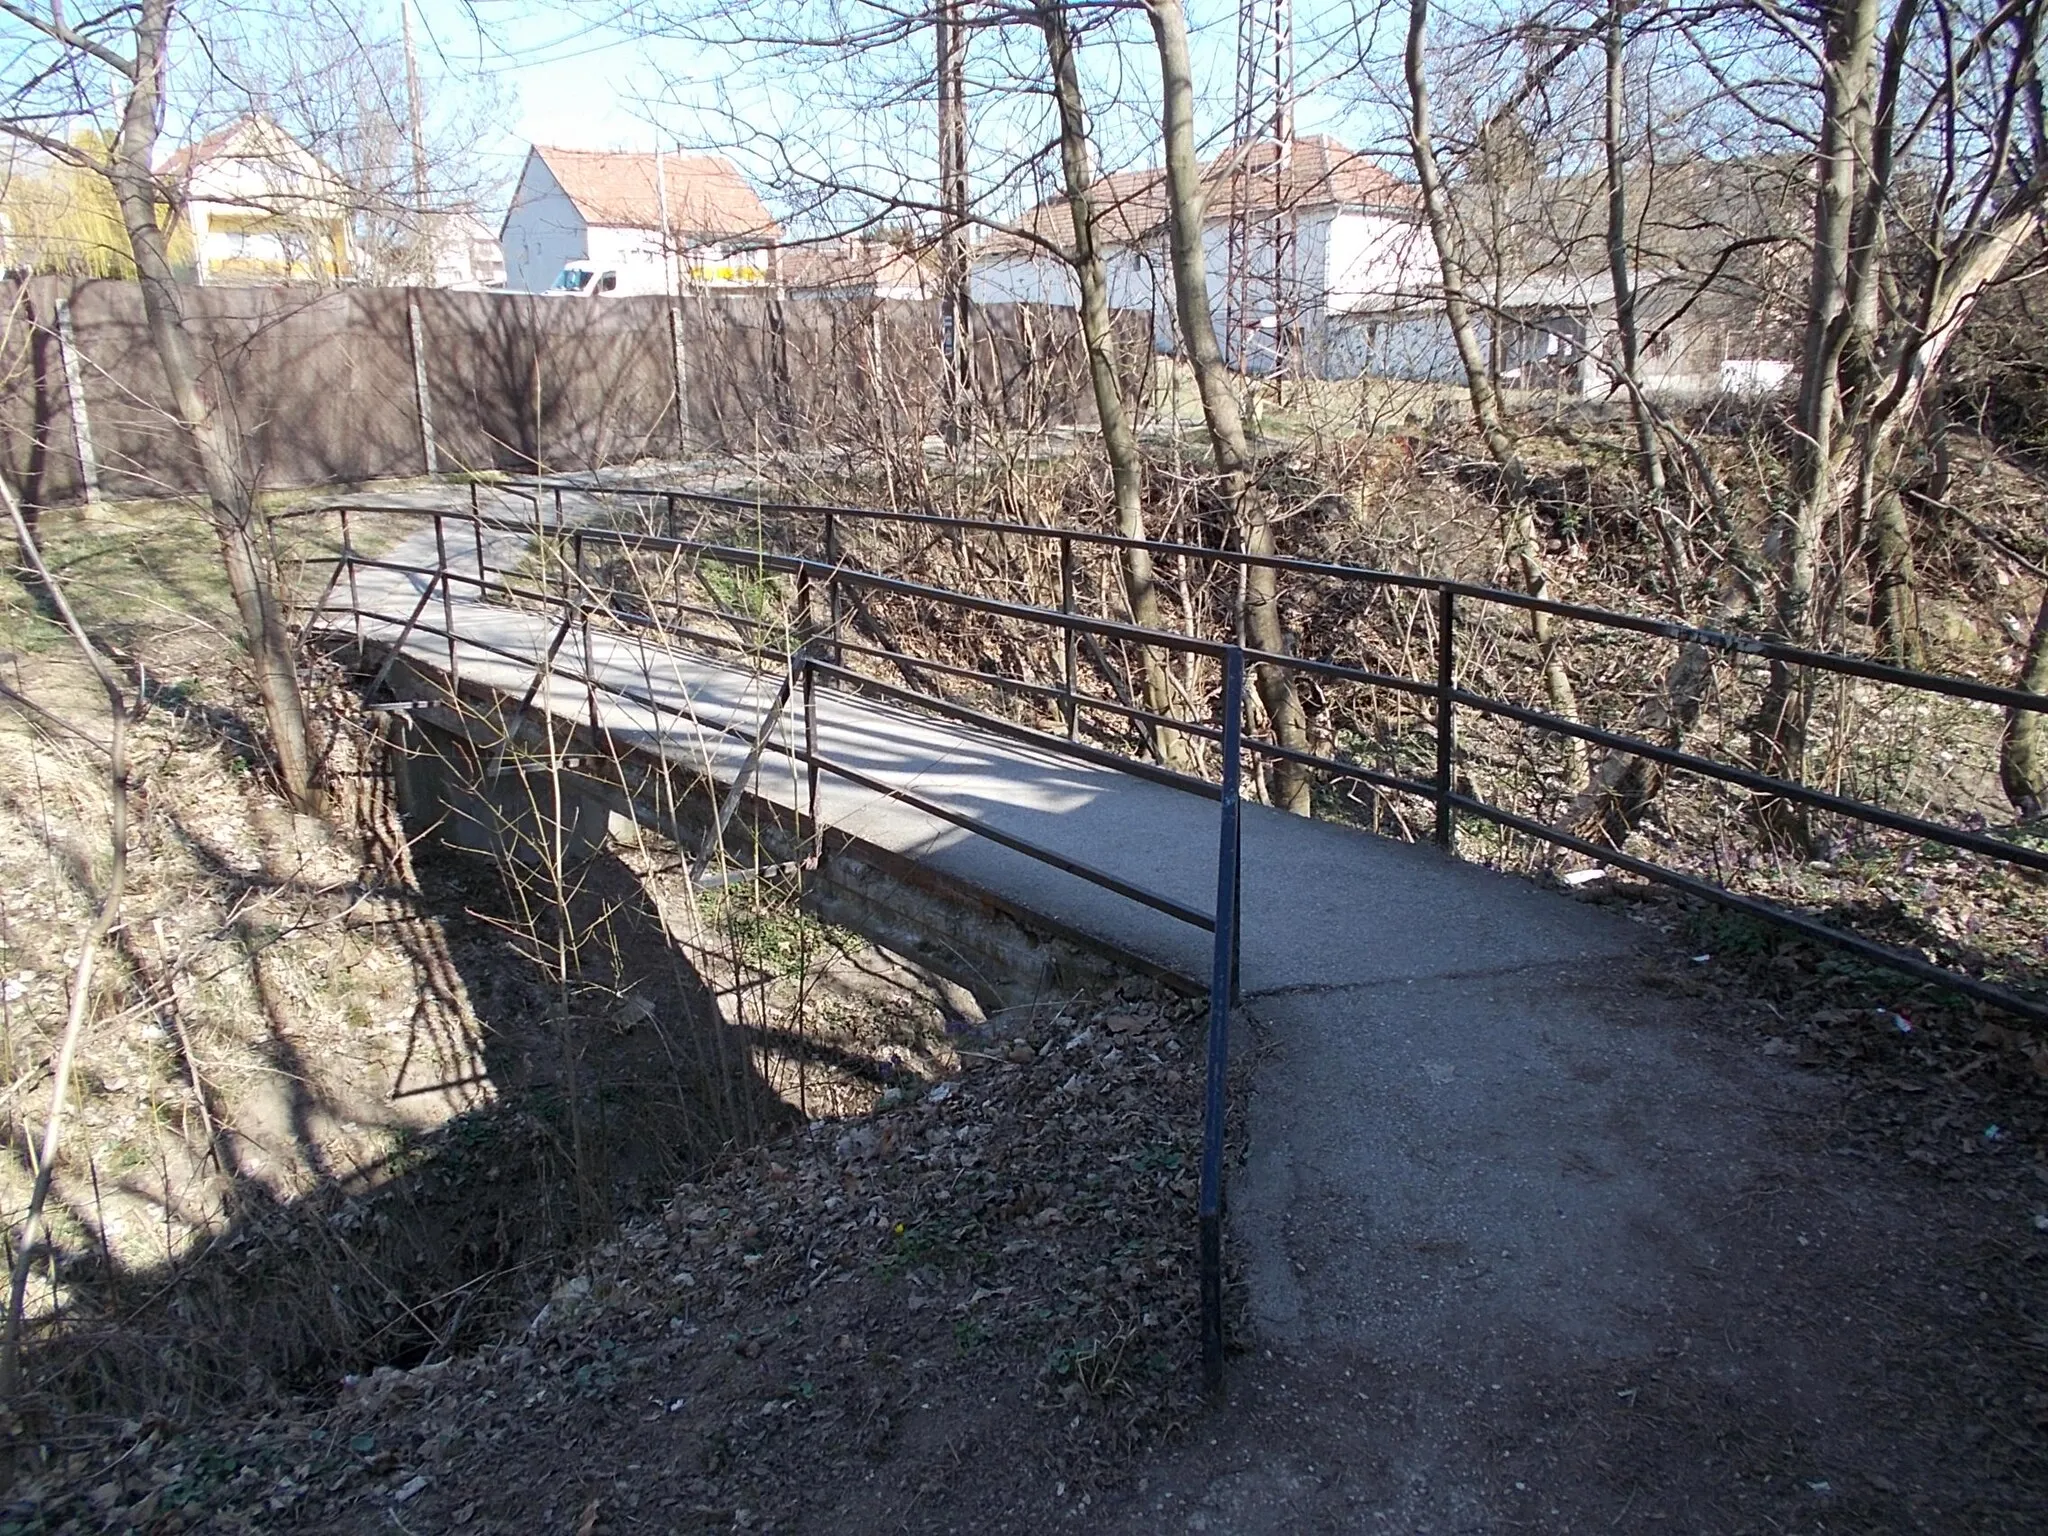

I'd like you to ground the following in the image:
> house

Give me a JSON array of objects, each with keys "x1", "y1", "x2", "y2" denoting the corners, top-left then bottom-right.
[
  {"x1": 1444, "y1": 154, "x2": 1808, "y2": 400},
  {"x1": 778, "y1": 238, "x2": 932, "y2": 300},
  {"x1": 973, "y1": 136, "x2": 1797, "y2": 396},
  {"x1": 155, "y1": 116, "x2": 354, "y2": 285},
  {"x1": 971, "y1": 136, "x2": 1441, "y2": 376},
  {"x1": 420, "y1": 210, "x2": 505, "y2": 289},
  {"x1": 498, "y1": 146, "x2": 778, "y2": 294}
]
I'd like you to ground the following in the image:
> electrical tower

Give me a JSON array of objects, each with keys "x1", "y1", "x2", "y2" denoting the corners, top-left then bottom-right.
[
  {"x1": 1227, "y1": 0, "x2": 1297, "y2": 385},
  {"x1": 936, "y1": 2, "x2": 972, "y2": 443}
]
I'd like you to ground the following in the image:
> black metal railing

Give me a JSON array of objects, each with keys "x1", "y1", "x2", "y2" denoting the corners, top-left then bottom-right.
[
  {"x1": 529, "y1": 476, "x2": 2048, "y2": 1017},
  {"x1": 295, "y1": 498, "x2": 1249, "y2": 1390},
  {"x1": 295, "y1": 480, "x2": 2048, "y2": 1395}
]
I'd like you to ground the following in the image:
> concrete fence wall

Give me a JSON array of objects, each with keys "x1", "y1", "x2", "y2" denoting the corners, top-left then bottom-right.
[{"x1": 0, "y1": 277, "x2": 1149, "y2": 507}]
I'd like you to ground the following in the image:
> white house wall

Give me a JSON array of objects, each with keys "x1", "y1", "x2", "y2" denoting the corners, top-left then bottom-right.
[
  {"x1": 969, "y1": 252, "x2": 1080, "y2": 310},
  {"x1": 970, "y1": 207, "x2": 1471, "y2": 381},
  {"x1": 501, "y1": 155, "x2": 587, "y2": 292},
  {"x1": 1324, "y1": 212, "x2": 1437, "y2": 313},
  {"x1": 1317, "y1": 311, "x2": 1466, "y2": 383}
]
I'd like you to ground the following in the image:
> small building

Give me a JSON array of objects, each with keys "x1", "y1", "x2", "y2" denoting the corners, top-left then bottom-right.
[
  {"x1": 1448, "y1": 155, "x2": 1808, "y2": 400},
  {"x1": 498, "y1": 146, "x2": 778, "y2": 294},
  {"x1": 972, "y1": 138, "x2": 1797, "y2": 397},
  {"x1": 420, "y1": 211, "x2": 505, "y2": 290},
  {"x1": 778, "y1": 238, "x2": 932, "y2": 301},
  {"x1": 971, "y1": 136, "x2": 1439, "y2": 375},
  {"x1": 155, "y1": 116, "x2": 354, "y2": 286}
]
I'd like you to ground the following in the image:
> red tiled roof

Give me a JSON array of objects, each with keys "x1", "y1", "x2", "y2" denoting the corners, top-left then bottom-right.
[
  {"x1": 778, "y1": 239, "x2": 932, "y2": 293},
  {"x1": 990, "y1": 136, "x2": 1415, "y2": 258},
  {"x1": 532, "y1": 146, "x2": 778, "y2": 242},
  {"x1": 155, "y1": 122, "x2": 245, "y2": 180}
]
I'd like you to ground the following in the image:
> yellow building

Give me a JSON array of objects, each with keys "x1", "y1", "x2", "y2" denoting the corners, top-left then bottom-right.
[{"x1": 155, "y1": 116, "x2": 354, "y2": 286}]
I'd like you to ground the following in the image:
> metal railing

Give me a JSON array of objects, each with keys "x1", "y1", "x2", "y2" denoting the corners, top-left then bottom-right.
[
  {"x1": 298, "y1": 478, "x2": 2048, "y2": 1394},
  {"x1": 530, "y1": 476, "x2": 2048, "y2": 1019},
  {"x1": 295, "y1": 498, "x2": 1249, "y2": 1391}
]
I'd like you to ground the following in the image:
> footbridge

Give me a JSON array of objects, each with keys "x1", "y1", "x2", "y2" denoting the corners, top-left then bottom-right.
[{"x1": 295, "y1": 477, "x2": 2048, "y2": 1393}]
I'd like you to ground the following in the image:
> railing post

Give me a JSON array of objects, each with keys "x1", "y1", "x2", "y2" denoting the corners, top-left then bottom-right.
[
  {"x1": 1435, "y1": 586, "x2": 1456, "y2": 853},
  {"x1": 823, "y1": 510, "x2": 844, "y2": 666},
  {"x1": 469, "y1": 480, "x2": 478, "y2": 521},
  {"x1": 342, "y1": 508, "x2": 361, "y2": 648},
  {"x1": 471, "y1": 512, "x2": 487, "y2": 598},
  {"x1": 581, "y1": 603, "x2": 600, "y2": 743},
  {"x1": 1060, "y1": 533, "x2": 1077, "y2": 740},
  {"x1": 1200, "y1": 645, "x2": 1246, "y2": 1396},
  {"x1": 796, "y1": 562, "x2": 815, "y2": 659},
  {"x1": 434, "y1": 512, "x2": 458, "y2": 684},
  {"x1": 665, "y1": 491, "x2": 676, "y2": 541},
  {"x1": 572, "y1": 528, "x2": 585, "y2": 604},
  {"x1": 803, "y1": 644, "x2": 821, "y2": 866}
]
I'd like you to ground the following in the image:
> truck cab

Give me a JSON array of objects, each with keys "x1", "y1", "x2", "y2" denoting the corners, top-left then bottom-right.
[{"x1": 548, "y1": 260, "x2": 619, "y2": 296}]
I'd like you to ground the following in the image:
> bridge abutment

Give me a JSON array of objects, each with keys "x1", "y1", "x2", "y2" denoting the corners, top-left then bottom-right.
[{"x1": 369, "y1": 659, "x2": 1150, "y2": 1019}]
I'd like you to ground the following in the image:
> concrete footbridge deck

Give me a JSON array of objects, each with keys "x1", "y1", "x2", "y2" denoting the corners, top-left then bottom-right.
[
  {"x1": 305, "y1": 488, "x2": 1877, "y2": 1516},
  {"x1": 288, "y1": 482, "x2": 2048, "y2": 1527}
]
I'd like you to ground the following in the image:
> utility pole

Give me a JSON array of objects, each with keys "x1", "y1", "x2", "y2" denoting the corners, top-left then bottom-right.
[
  {"x1": 936, "y1": 0, "x2": 972, "y2": 445},
  {"x1": 656, "y1": 142, "x2": 691, "y2": 447},
  {"x1": 400, "y1": 0, "x2": 432, "y2": 282}
]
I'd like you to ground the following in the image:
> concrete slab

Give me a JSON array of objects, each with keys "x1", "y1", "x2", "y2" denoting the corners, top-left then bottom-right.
[
  {"x1": 1236, "y1": 968, "x2": 1768, "y2": 1368},
  {"x1": 329, "y1": 518, "x2": 1642, "y2": 1002}
]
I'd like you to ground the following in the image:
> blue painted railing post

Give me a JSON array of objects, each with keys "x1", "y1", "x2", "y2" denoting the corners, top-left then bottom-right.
[
  {"x1": 803, "y1": 644, "x2": 821, "y2": 866},
  {"x1": 1200, "y1": 645, "x2": 1245, "y2": 1395},
  {"x1": 1435, "y1": 585, "x2": 1456, "y2": 852}
]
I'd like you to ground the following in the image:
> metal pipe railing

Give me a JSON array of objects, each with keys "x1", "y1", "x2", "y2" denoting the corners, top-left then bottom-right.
[
  {"x1": 513, "y1": 477, "x2": 2048, "y2": 715},
  {"x1": 299, "y1": 487, "x2": 2048, "y2": 1398},
  {"x1": 300, "y1": 498, "x2": 2048, "y2": 1024}
]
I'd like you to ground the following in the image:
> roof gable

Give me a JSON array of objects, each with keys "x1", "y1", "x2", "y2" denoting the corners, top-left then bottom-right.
[
  {"x1": 992, "y1": 136, "x2": 1417, "y2": 260},
  {"x1": 528, "y1": 146, "x2": 778, "y2": 243},
  {"x1": 153, "y1": 115, "x2": 348, "y2": 214}
]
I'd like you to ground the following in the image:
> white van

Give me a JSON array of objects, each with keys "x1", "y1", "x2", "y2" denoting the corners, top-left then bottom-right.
[{"x1": 547, "y1": 259, "x2": 677, "y2": 298}]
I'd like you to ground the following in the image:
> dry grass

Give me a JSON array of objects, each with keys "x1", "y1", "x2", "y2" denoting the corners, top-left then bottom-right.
[{"x1": 0, "y1": 486, "x2": 993, "y2": 1438}]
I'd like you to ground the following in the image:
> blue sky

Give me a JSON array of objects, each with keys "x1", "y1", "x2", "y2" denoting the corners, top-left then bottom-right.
[{"x1": 404, "y1": 0, "x2": 1405, "y2": 220}]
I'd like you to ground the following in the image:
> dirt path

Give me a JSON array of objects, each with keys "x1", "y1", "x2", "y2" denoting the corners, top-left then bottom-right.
[
  {"x1": 1111, "y1": 964, "x2": 2048, "y2": 1533},
  {"x1": 29, "y1": 928, "x2": 2044, "y2": 1536}
]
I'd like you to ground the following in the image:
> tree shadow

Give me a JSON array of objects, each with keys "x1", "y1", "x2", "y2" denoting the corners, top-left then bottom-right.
[{"x1": 9, "y1": 711, "x2": 817, "y2": 1427}]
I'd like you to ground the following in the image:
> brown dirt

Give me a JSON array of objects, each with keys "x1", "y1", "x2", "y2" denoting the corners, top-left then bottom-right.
[{"x1": 11, "y1": 902, "x2": 2048, "y2": 1534}]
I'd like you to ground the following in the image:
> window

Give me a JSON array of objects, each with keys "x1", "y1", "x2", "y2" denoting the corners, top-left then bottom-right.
[{"x1": 597, "y1": 271, "x2": 618, "y2": 294}]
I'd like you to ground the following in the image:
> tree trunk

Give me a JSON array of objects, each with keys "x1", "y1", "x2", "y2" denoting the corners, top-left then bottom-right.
[
  {"x1": 1602, "y1": 3, "x2": 1666, "y2": 501},
  {"x1": 1562, "y1": 641, "x2": 1712, "y2": 848},
  {"x1": 1865, "y1": 481, "x2": 1922, "y2": 665},
  {"x1": 1759, "y1": 0, "x2": 1882, "y2": 811},
  {"x1": 2003, "y1": 586, "x2": 2048, "y2": 819},
  {"x1": 1406, "y1": 0, "x2": 1587, "y2": 792},
  {"x1": 106, "y1": 0, "x2": 318, "y2": 812},
  {"x1": 1036, "y1": 2, "x2": 1188, "y2": 771},
  {"x1": 1144, "y1": 0, "x2": 1310, "y2": 812}
]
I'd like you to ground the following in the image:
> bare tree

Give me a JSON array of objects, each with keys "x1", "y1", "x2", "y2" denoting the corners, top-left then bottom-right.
[
  {"x1": 1602, "y1": 0, "x2": 1665, "y2": 498},
  {"x1": 1, "y1": 0, "x2": 319, "y2": 811},
  {"x1": 1404, "y1": 0, "x2": 1588, "y2": 792},
  {"x1": 1763, "y1": 0, "x2": 2048, "y2": 754},
  {"x1": 2005, "y1": 590, "x2": 2048, "y2": 817},
  {"x1": 1036, "y1": 0, "x2": 1189, "y2": 771},
  {"x1": 1143, "y1": 0, "x2": 1312, "y2": 812}
]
